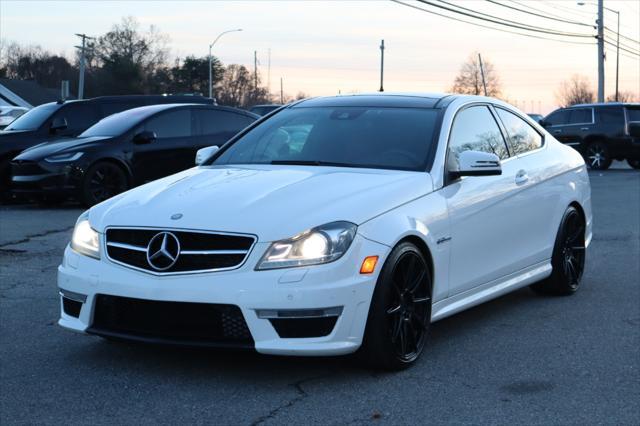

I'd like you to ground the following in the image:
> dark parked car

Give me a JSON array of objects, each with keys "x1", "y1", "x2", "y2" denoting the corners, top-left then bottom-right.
[
  {"x1": 249, "y1": 104, "x2": 282, "y2": 116},
  {"x1": 0, "y1": 95, "x2": 215, "y2": 196},
  {"x1": 527, "y1": 113, "x2": 543, "y2": 124},
  {"x1": 11, "y1": 104, "x2": 258, "y2": 206},
  {"x1": 541, "y1": 103, "x2": 640, "y2": 170}
]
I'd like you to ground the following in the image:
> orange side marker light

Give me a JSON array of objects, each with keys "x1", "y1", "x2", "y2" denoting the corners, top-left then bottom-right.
[{"x1": 360, "y1": 256, "x2": 379, "y2": 274}]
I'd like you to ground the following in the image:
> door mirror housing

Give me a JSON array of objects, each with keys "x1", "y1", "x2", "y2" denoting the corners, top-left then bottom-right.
[
  {"x1": 50, "y1": 117, "x2": 67, "y2": 132},
  {"x1": 195, "y1": 145, "x2": 220, "y2": 165},
  {"x1": 628, "y1": 122, "x2": 640, "y2": 138},
  {"x1": 538, "y1": 119, "x2": 548, "y2": 127},
  {"x1": 133, "y1": 131, "x2": 157, "y2": 145},
  {"x1": 450, "y1": 150, "x2": 502, "y2": 178}
]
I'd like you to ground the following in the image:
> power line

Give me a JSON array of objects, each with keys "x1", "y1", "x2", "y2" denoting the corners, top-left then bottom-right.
[
  {"x1": 391, "y1": 0, "x2": 596, "y2": 45},
  {"x1": 604, "y1": 27, "x2": 640, "y2": 46},
  {"x1": 484, "y1": 0, "x2": 594, "y2": 28},
  {"x1": 507, "y1": 0, "x2": 591, "y2": 21},
  {"x1": 419, "y1": 0, "x2": 595, "y2": 38},
  {"x1": 538, "y1": 0, "x2": 595, "y2": 18},
  {"x1": 604, "y1": 39, "x2": 640, "y2": 57}
]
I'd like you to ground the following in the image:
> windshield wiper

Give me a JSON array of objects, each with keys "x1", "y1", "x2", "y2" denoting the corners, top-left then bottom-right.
[{"x1": 270, "y1": 160, "x2": 353, "y2": 167}]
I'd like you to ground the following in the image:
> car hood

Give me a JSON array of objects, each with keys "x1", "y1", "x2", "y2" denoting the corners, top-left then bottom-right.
[
  {"x1": 89, "y1": 165, "x2": 433, "y2": 242},
  {"x1": 15, "y1": 136, "x2": 112, "y2": 160}
]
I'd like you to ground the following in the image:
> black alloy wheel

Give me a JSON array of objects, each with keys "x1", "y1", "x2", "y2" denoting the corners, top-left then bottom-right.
[
  {"x1": 81, "y1": 162, "x2": 128, "y2": 206},
  {"x1": 627, "y1": 158, "x2": 640, "y2": 170},
  {"x1": 586, "y1": 142, "x2": 612, "y2": 170},
  {"x1": 360, "y1": 242, "x2": 432, "y2": 370},
  {"x1": 531, "y1": 206, "x2": 586, "y2": 295}
]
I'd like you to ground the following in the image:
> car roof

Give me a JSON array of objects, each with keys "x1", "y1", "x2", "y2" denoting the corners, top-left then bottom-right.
[
  {"x1": 566, "y1": 102, "x2": 640, "y2": 108},
  {"x1": 101, "y1": 103, "x2": 258, "y2": 123},
  {"x1": 293, "y1": 92, "x2": 457, "y2": 109}
]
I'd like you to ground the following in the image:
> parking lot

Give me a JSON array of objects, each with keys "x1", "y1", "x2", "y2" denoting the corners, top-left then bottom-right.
[{"x1": 0, "y1": 165, "x2": 638, "y2": 425}]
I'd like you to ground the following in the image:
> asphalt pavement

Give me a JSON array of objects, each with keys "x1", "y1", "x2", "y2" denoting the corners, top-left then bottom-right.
[{"x1": 1, "y1": 165, "x2": 638, "y2": 425}]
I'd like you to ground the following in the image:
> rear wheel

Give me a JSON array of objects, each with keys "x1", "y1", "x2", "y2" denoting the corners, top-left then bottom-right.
[
  {"x1": 627, "y1": 158, "x2": 640, "y2": 170},
  {"x1": 80, "y1": 161, "x2": 128, "y2": 206},
  {"x1": 585, "y1": 142, "x2": 612, "y2": 170},
  {"x1": 530, "y1": 206, "x2": 586, "y2": 296},
  {"x1": 359, "y1": 242, "x2": 432, "y2": 370}
]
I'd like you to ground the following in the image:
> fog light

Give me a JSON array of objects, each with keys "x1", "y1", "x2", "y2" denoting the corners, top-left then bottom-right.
[{"x1": 256, "y1": 306, "x2": 343, "y2": 319}]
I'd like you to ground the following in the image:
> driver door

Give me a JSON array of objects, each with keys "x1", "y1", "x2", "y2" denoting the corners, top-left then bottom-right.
[{"x1": 442, "y1": 105, "x2": 530, "y2": 296}]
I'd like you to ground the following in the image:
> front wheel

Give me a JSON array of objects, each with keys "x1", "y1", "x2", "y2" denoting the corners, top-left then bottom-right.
[
  {"x1": 585, "y1": 142, "x2": 612, "y2": 170},
  {"x1": 359, "y1": 242, "x2": 432, "y2": 370},
  {"x1": 80, "y1": 161, "x2": 128, "y2": 207},
  {"x1": 627, "y1": 158, "x2": 640, "y2": 170},
  {"x1": 530, "y1": 206, "x2": 586, "y2": 296}
]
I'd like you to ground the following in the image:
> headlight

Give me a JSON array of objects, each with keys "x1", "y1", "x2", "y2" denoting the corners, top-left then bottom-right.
[
  {"x1": 256, "y1": 221, "x2": 357, "y2": 270},
  {"x1": 70, "y1": 214, "x2": 100, "y2": 259},
  {"x1": 45, "y1": 152, "x2": 83, "y2": 163}
]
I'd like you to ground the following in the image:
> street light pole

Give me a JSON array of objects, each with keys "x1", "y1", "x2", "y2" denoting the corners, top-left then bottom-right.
[
  {"x1": 75, "y1": 33, "x2": 94, "y2": 100},
  {"x1": 578, "y1": 1, "x2": 620, "y2": 102},
  {"x1": 208, "y1": 29, "x2": 242, "y2": 99},
  {"x1": 597, "y1": 0, "x2": 604, "y2": 102},
  {"x1": 379, "y1": 39, "x2": 385, "y2": 92}
]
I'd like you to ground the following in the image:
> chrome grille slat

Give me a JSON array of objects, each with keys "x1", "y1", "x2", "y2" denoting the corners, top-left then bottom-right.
[{"x1": 105, "y1": 227, "x2": 256, "y2": 275}]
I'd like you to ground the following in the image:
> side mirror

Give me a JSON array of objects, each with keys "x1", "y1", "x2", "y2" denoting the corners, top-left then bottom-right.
[
  {"x1": 133, "y1": 131, "x2": 157, "y2": 145},
  {"x1": 195, "y1": 145, "x2": 219, "y2": 165},
  {"x1": 538, "y1": 119, "x2": 547, "y2": 127},
  {"x1": 50, "y1": 117, "x2": 67, "y2": 132},
  {"x1": 629, "y1": 122, "x2": 640, "y2": 138},
  {"x1": 450, "y1": 150, "x2": 502, "y2": 178}
]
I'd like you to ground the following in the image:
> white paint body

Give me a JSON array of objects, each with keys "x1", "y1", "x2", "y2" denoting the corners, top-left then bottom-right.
[{"x1": 58, "y1": 94, "x2": 593, "y2": 356}]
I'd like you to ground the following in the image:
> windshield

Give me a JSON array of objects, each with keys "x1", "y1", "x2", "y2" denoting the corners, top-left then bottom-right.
[
  {"x1": 213, "y1": 107, "x2": 439, "y2": 171},
  {"x1": 79, "y1": 108, "x2": 149, "y2": 137},
  {"x1": 5, "y1": 103, "x2": 58, "y2": 131}
]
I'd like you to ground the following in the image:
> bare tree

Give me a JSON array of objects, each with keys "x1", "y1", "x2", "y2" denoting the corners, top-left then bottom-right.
[
  {"x1": 606, "y1": 91, "x2": 638, "y2": 103},
  {"x1": 556, "y1": 74, "x2": 595, "y2": 107},
  {"x1": 451, "y1": 52, "x2": 501, "y2": 97}
]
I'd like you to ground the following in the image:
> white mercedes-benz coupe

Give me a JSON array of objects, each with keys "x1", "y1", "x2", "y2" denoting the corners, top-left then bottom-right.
[{"x1": 58, "y1": 93, "x2": 592, "y2": 369}]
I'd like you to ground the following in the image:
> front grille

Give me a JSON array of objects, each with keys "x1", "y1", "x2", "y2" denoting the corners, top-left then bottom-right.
[
  {"x1": 10, "y1": 160, "x2": 47, "y2": 175},
  {"x1": 88, "y1": 294, "x2": 254, "y2": 348},
  {"x1": 105, "y1": 228, "x2": 255, "y2": 274}
]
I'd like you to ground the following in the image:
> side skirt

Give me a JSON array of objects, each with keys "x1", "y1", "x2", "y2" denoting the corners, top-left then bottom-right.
[{"x1": 431, "y1": 260, "x2": 552, "y2": 322}]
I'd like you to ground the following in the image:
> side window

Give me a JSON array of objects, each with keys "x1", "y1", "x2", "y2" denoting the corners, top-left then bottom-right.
[
  {"x1": 626, "y1": 107, "x2": 640, "y2": 122},
  {"x1": 194, "y1": 110, "x2": 254, "y2": 137},
  {"x1": 544, "y1": 110, "x2": 569, "y2": 126},
  {"x1": 496, "y1": 108, "x2": 543, "y2": 155},
  {"x1": 145, "y1": 109, "x2": 191, "y2": 138},
  {"x1": 568, "y1": 108, "x2": 593, "y2": 124},
  {"x1": 448, "y1": 106, "x2": 510, "y2": 162},
  {"x1": 598, "y1": 107, "x2": 625, "y2": 126},
  {"x1": 53, "y1": 104, "x2": 100, "y2": 132}
]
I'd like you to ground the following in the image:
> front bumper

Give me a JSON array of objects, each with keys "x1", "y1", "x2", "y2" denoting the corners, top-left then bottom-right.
[
  {"x1": 10, "y1": 160, "x2": 82, "y2": 196},
  {"x1": 57, "y1": 234, "x2": 390, "y2": 356}
]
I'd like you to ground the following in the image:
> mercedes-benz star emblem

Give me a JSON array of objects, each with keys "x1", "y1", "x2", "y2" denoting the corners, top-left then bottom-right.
[
  {"x1": 171, "y1": 213, "x2": 183, "y2": 220},
  {"x1": 146, "y1": 232, "x2": 180, "y2": 271}
]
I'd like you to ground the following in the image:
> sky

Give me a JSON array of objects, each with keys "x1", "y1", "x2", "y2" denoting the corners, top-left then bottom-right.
[{"x1": 1, "y1": 0, "x2": 638, "y2": 114}]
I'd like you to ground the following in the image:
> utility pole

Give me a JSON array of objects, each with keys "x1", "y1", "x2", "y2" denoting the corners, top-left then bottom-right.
[
  {"x1": 597, "y1": 0, "x2": 605, "y2": 102},
  {"x1": 379, "y1": 39, "x2": 385, "y2": 92},
  {"x1": 478, "y1": 53, "x2": 488, "y2": 96},
  {"x1": 614, "y1": 9, "x2": 620, "y2": 102},
  {"x1": 75, "y1": 33, "x2": 94, "y2": 100},
  {"x1": 280, "y1": 77, "x2": 284, "y2": 104},
  {"x1": 254, "y1": 50, "x2": 258, "y2": 92},
  {"x1": 267, "y1": 48, "x2": 271, "y2": 97}
]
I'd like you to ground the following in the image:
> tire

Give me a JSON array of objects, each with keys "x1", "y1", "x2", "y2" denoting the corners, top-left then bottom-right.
[
  {"x1": 585, "y1": 141, "x2": 612, "y2": 170},
  {"x1": 80, "y1": 161, "x2": 128, "y2": 207},
  {"x1": 627, "y1": 158, "x2": 640, "y2": 170},
  {"x1": 530, "y1": 206, "x2": 586, "y2": 296},
  {"x1": 359, "y1": 242, "x2": 432, "y2": 370}
]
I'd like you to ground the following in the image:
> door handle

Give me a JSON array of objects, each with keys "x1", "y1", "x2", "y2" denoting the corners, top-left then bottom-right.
[
  {"x1": 580, "y1": 127, "x2": 590, "y2": 131},
  {"x1": 515, "y1": 170, "x2": 529, "y2": 185},
  {"x1": 553, "y1": 129, "x2": 562, "y2": 134}
]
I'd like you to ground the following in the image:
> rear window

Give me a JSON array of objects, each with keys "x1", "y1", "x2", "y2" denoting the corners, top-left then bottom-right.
[
  {"x1": 597, "y1": 107, "x2": 625, "y2": 126},
  {"x1": 626, "y1": 107, "x2": 640, "y2": 122},
  {"x1": 568, "y1": 108, "x2": 593, "y2": 124}
]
